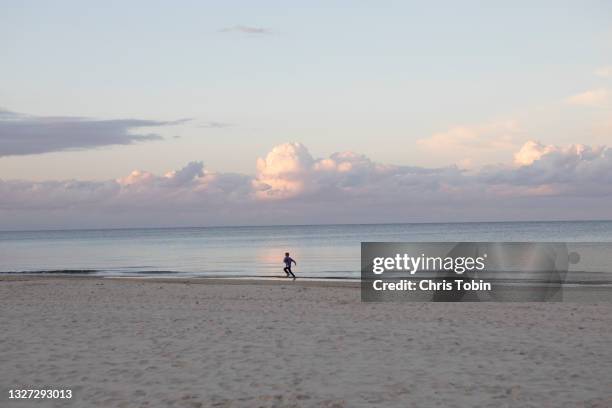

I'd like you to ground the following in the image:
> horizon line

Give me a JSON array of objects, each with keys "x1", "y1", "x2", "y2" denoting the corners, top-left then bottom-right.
[{"x1": 2, "y1": 218, "x2": 611, "y2": 234}]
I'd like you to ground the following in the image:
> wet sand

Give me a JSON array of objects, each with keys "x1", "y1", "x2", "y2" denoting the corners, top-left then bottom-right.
[{"x1": 1, "y1": 275, "x2": 611, "y2": 407}]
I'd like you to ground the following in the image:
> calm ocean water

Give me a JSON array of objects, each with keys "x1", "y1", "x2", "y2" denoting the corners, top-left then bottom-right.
[{"x1": 1, "y1": 221, "x2": 612, "y2": 278}]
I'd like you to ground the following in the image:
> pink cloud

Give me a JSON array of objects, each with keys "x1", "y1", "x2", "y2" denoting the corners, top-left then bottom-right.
[{"x1": 1, "y1": 141, "x2": 611, "y2": 229}]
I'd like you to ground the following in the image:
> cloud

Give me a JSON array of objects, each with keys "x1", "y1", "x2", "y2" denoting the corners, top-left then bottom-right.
[
  {"x1": 198, "y1": 121, "x2": 232, "y2": 129},
  {"x1": 220, "y1": 25, "x2": 272, "y2": 35},
  {"x1": 565, "y1": 88, "x2": 610, "y2": 107},
  {"x1": 254, "y1": 142, "x2": 315, "y2": 199},
  {"x1": 595, "y1": 66, "x2": 612, "y2": 78},
  {"x1": 418, "y1": 120, "x2": 520, "y2": 150},
  {"x1": 1, "y1": 141, "x2": 612, "y2": 229},
  {"x1": 513, "y1": 140, "x2": 559, "y2": 166},
  {"x1": 416, "y1": 120, "x2": 523, "y2": 166},
  {"x1": 480, "y1": 140, "x2": 611, "y2": 197},
  {"x1": 0, "y1": 109, "x2": 185, "y2": 157}
]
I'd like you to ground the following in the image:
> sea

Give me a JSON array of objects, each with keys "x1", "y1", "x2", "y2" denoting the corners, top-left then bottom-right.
[{"x1": 1, "y1": 221, "x2": 612, "y2": 280}]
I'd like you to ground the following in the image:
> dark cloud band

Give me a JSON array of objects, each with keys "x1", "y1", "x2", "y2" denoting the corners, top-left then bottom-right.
[{"x1": 0, "y1": 109, "x2": 185, "y2": 156}]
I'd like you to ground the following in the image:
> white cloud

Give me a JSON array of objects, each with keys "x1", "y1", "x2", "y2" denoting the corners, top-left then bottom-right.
[
  {"x1": 595, "y1": 66, "x2": 612, "y2": 78},
  {"x1": 481, "y1": 141, "x2": 611, "y2": 197},
  {"x1": 513, "y1": 140, "x2": 559, "y2": 166},
  {"x1": 416, "y1": 120, "x2": 523, "y2": 165},
  {"x1": 117, "y1": 170, "x2": 156, "y2": 186},
  {"x1": 513, "y1": 140, "x2": 606, "y2": 168},
  {"x1": 254, "y1": 142, "x2": 315, "y2": 199},
  {"x1": 565, "y1": 88, "x2": 610, "y2": 107}
]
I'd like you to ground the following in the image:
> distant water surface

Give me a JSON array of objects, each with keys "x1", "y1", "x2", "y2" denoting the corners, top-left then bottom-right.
[{"x1": 1, "y1": 221, "x2": 612, "y2": 278}]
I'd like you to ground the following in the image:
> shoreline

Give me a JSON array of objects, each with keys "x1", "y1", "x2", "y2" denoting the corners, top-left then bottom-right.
[
  {"x1": 0, "y1": 274, "x2": 361, "y2": 288},
  {"x1": 2, "y1": 275, "x2": 612, "y2": 300},
  {"x1": 3, "y1": 218, "x2": 611, "y2": 234}
]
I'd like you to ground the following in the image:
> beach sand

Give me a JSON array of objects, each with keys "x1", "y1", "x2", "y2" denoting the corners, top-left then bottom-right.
[{"x1": 1, "y1": 276, "x2": 611, "y2": 408}]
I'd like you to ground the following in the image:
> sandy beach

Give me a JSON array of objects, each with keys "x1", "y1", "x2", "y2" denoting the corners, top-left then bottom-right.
[{"x1": 1, "y1": 276, "x2": 611, "y2": 408}]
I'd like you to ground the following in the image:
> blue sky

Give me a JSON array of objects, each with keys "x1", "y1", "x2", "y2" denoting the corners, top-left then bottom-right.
[
  {"x1": 1, "y1": 1, "x2": 611, "y2": 228},
  {"x1": 2, "y1": 1, "x2": 611, "y2": 177}
]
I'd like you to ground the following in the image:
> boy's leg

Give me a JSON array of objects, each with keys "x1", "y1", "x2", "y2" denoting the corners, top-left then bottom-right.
[
  {"x1": 283, "y1": 267, "x2": 290, "y2": 276},
  {"x1": 288, "y1": 267, "x2": 295, "y2": 278}
]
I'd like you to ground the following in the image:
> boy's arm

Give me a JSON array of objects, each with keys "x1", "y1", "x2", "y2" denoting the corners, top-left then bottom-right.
[{"x1": 291, "y1": 258, "x2": 297, "y2": 265}]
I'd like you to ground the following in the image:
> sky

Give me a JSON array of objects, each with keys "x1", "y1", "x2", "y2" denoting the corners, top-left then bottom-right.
[{"x1": 1, "y1": 1, "x2": 612, "y2": 229}]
